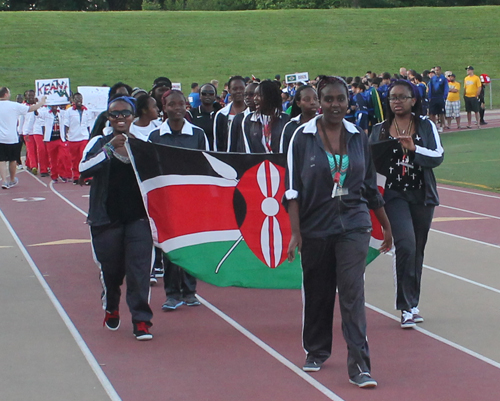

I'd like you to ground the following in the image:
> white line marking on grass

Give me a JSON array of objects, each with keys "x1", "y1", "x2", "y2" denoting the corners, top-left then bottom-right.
[
  {"x1": 197, "y1": 295, "x2": 346, "y2": 401},
  {"x1": 437, "y1": 186, "x2": 500, "y2": 200},
  {"x1": 366, "y1": 303, "x2": 500, "y2": 369},
  {"x1": 49, "y1": 181, "x2": 87, "y2": 217},
  {"x1": 439, "y1": 204, "x2": 500, "y2": 220},
  {"x1": 0, "y1": 209, "x2": 121, "y2": 401}
]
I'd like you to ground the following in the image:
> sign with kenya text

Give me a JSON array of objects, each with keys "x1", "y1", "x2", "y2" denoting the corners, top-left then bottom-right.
[
  {"x1": 127, "y1": 139, "x2": 384, "y2": 289},
  {"x1": 35, "y1": 78, "x2": 70, "y2": 106}
]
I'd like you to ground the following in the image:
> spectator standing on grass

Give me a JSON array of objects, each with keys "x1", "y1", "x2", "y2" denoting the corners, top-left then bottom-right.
[
  {"x1": 213, "y1": 76, "x2": 246, "y2": 151},
  {"x1": 148, "y1": 90, "x2": 209, "y2": 311},
  {"x1": 189, "y1": 83, "x2": 221, "y2": 150},
  {"x1": 80, "y1": 95, "x2": 155, "y2": 341},
  {"x1": 284, "y1": 75, "x2": 392, "y2": 388},
  {"x1": 427, "y1": 66, "x2": 448, "y2": 133},
  {"x1": 65, "y1": 93, "x2": 93, "y2": 184},
  {"x1": 188, "y1": 83, "x2": 201, "y2": 108},
  {"x1": 370, "y1": 79, "x2": 444, "y2": 330},
  {"x1": 0, "y1": 87, "x2": 45, "y2": 189},
  {"x1": 463, "y1": 66, "x2": 482, "y2": 129},
  {"x1": 445, "y1": 74, "x2": 461, "y2": 130}
]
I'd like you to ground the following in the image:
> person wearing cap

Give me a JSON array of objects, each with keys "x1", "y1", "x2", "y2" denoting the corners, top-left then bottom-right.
[
  {"x1": 131, "y1": 87, "x2": 148, "y2": 99},
  {"x1": 427, "y1": 66, "x2": 448, "y2": 133},
  {"x1": 445, "y1": 74, "x2": 461, "y2": 130},
  {"x1": 151, "y1": 77, "x2": 172, "y2": 118},
  {"x1": 463, "y1": 66, "x2": 482, "y2": 129}
]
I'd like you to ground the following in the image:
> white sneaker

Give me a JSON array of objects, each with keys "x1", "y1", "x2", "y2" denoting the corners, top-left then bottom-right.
[
  {"x1": 401, "y1": 310, "x2": 416, "y2": 329},
  {"x1": 8, "y1": 177, "x2": 19, "y2": 188},
  {"x1": 438, "y1": 127, "x2": 444, "y2": 133},
  {"x1": 411, "y1": 307, "x2": 424, "y2": 323}
]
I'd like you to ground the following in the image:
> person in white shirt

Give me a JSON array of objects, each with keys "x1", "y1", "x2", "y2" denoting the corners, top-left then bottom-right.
[
  {"x1": 129, "y1": 94, "x2": 160, "y2": 141},
  {"x1": 64, "y1": 93, "x2": 92, "y2": 183},
  {"x1": 0, "y1": 87, "x2": 45, "y2": 188}
]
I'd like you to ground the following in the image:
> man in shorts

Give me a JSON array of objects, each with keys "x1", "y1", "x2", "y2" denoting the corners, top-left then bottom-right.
[
  {"x1": 427, "y1": 66, "x2": 449, "y2": 133},
  {"x1": 0, "y1": 87, "x2": 45, "y2": 188},
  {"x1": 463, "y1": 66, "x2": 482, "y2": 129},
  {"x1": 445, "y1": 73, "x2": 461, "y2": 129}
]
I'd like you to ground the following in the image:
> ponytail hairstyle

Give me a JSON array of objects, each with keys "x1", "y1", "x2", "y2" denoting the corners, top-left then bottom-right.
[{"x1": 380, "y1": 79, "x2": 422, "y2": 140}]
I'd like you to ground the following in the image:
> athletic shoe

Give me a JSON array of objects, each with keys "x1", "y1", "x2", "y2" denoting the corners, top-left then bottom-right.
[
  {"x1": 302, "y1": 358, "x2": 322, "y2": 372},
  {"x1": 31, "y1": 167, "x2": 38, "y2": 175},
  {"x1": 103, "y1": 310, "x2": 120, "y2": 331},
  {"x1": 1, "y1": 182, "x2": 9, "y2": 189},
  {"x1": 349, "y1": 372, "x2": 378, "y2": 388},
  {"x1": 51, "y1": 179, "x2": 58, "y2": 184},
  {"x1": 150, "y1": 274, "x2": 158, "y2": 285},
  {"x1": 59, "y1": 177, "x2": 69, "y2": 183},
  {"x1": 73, "y1": 180, "x2": 79, "y2": 185},
  {"x1": 438, "y1": 127, "x2": 443, "y2": 133},
  {"x1": 183, "y1": 294, "x2": 201, "y2": 306},
  {"x1": 133, "y1": 321, "x2": 153, "y2": 341},
  {"x1": 161, "y1": 298, "x2": 184, "y2": 311},
  {"x1": 40, "y1": 172, "x2": 50, "y2": 177},
  {"x1": 480, "y1": 121, "x2": 488, "y2": 125},
  {"x1": 401, "y1": 310, "x2": 416, "y2": 329},
  {"x1": 8, "y1": 177, "x2": 19, "y2": 188},
  {"x1": 154, "y1": 267, "x2": 164, "y2": 278},
  {"x1": 411, "y1": 307, "x2": 424, "y2": 323}
]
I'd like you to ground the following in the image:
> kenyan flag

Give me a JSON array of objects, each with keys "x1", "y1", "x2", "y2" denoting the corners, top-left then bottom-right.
[{"x1": 127, "y1": 139, "x2": 384, "y2": 289}]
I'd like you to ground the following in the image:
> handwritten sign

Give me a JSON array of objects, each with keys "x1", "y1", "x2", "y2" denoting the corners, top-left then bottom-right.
[
  {"x1": 285, "y1": 72, "x2": 309, "y2": 84},
  {"x1": 35, "y1": 78, "x2": 70, "y2": 105},
  {"x1": 77, "y1": 86, "x2": 110, "y2": 112}
]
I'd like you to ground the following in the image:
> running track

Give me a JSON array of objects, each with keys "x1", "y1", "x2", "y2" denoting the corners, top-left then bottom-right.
[{"x1": 1, "y1": 149, "x2": 500, "y2": 400}]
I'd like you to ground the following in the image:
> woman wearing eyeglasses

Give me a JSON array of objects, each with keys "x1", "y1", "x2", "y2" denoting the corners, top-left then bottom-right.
[
  {"x1": 80, "y1": 95, "x2": 155, "y2": 341},
  {"x1": 369, "y1": 80, "x2": 444, "y2": 329},
  {"x1": 189, "y1": 83, "x2": 222, "y2": 150}
]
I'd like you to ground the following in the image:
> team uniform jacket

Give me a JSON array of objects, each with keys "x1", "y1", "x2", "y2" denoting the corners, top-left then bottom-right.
[
  {"x1": 284, "y1": 116, "x2": 384, "y2": 238},
  {"x1": 240, "y1": 111, "x2": 290, "y2": 153},
  {"x1": 148, "y1": 118, "x2": 209, "y2": 150},
  {"x1": 279, "y1": 114, "x2": 302, "y2": 155},
  {"x1": 369, "y1": 116, "x2": 444, "y2": 205}
]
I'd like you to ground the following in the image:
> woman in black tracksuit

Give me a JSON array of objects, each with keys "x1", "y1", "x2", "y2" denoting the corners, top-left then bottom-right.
[
  {"x1": 285, "y1": 76, "x2": 392, "y2": 388},
  {"x1": 80, "y1": 95, "x2": 154, "y2": 341},
  {"x1": 369, "y1": 80, "x2": 444, "y2": 329}
]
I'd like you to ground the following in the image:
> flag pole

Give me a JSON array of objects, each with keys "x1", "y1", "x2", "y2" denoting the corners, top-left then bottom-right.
[{"x1": 215, "y1": 235, "x2": 243, "y2": 274}]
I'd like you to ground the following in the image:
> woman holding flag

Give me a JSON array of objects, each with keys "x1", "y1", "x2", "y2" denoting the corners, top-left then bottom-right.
[
  {"x1": 369, "y1": 80, "x2": 443, "y2": 329},
  {"x1": 285, "y1": 76, "x2": 392, "y2": 389}
]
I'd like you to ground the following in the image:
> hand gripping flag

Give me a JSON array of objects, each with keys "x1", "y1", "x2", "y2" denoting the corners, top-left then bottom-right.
[{"x1": 127, "y1": 139, "x2": 384, "y2": 289}]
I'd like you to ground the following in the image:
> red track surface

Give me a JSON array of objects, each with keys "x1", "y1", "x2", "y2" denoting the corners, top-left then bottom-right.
[{"x1": 1, "y1": 161, "x2": 500, "y2": 400}]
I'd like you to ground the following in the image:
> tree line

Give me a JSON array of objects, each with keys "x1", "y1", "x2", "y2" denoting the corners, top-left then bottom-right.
[{"x1": 1, "y1": 0, "x2": 498, "y2": 11}]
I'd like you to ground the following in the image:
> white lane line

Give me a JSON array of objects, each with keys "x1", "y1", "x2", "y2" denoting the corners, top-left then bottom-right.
[
  {"x1": 49, "y1": 181, "x2": 88, "y2": 217},
  {"x1": 0, "y1": 209, "x2": 121, "y2": 401},
  {"x1": 430, "y1": 228, "x2": 500, "y2": 249},
  {"x1": 438, "y1": 186, "x2": 500, "y2": 200},
  {"x1": 439, "y1": 204, "x2": 500, "y2": 220},
  {"x1": 18, "y1": 169, "x2": 48, "y2": 187},
  {"x1": 197, "y1": 295, "x2": 346, "y2": 401},
  {"x1": 366, "y1": 303, "x2": 500, "y2": 370}
]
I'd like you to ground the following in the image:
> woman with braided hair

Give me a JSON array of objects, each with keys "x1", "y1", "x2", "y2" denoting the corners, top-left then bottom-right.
[
  {"x1": 284, "y1": 76, "x2": 392, "y2": 388},
  {"x1": 369, "y1": 79, "x2": 443, "y2": 329}
]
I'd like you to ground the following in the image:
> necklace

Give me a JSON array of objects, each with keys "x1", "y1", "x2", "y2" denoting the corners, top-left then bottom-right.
[
  {"x1": 319, "y1": 117, "x2": 345, "y2": 197},
  {"x1": 393, "y1": 117, "x2": 413, "y2": 176}
]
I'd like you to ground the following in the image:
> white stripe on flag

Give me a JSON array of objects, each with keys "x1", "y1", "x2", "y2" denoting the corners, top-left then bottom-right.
[
  {"x1": 142, "y1": 175, "x2": 238, "y2": 194},
  {"x1": 159, "y1": 230, "x2": 242, "y2": 253}
]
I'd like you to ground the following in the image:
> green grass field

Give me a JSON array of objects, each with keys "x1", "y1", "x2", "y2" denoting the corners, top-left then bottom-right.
[
  {"x1": 1, "y1": 7, "x2": 499, "y2": 102},
  {"x1": 435, "y1": 127, "x2": 500, "y2": 192}
]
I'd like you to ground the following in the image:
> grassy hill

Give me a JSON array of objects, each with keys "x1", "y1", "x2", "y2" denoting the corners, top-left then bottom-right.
[{"x1": 1, "y1": 7, "x2": 499, "y2": 100}]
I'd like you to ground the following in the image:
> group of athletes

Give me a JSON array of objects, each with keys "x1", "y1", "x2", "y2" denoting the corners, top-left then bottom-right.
[{"x1": 1, "y1": 70, "x2": 446, "y2": 389}]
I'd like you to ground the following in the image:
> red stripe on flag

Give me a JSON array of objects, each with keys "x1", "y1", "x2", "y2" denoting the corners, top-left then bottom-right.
[{"x1": 147, "y1": 185, "x2": 238, "y2": 243}]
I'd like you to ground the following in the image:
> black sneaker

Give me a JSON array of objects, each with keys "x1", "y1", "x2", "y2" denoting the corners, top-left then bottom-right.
[
  {"x1": 183, "y1": 294, "x2": 201, "y2": 306},
  {"x1": 162, "y1": 298, "x2": 184, "y2": 311},
  {"x1": 40, "y1": 172, "x2": 50, "y2": 177},
  {"x1": 349, "y1": 372, "x2": 377, "y2": 388},
  {"x1": 302, "y1": 359, "x2": 322, "y2": 372},
  {"x1": 133, "y1": 321, "x2": 153, "y2": 341},
  {"x1": 103, "y1": 310, "x2": 120, "y2": 331},
  {"x1": 154, "y1": 267, "x2": 164, "y2": 278},
  {"x1": 411, "y1": 307, "x2": 424, "y2": 323},
  {"x1": 401, "y1": 310, "x2": 416, "y2": 329},
  {"x1": 150, "y1": 274, "x2": 158, "y2": 286}
]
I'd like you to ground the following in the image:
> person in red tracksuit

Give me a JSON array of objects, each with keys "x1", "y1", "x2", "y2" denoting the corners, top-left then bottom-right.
[
  {"x1": 64, "y1": 93, "x2": 92, "y2": 184},
  {"x1": 42, "y1": 105, "x2": 72, "y2": 183}
]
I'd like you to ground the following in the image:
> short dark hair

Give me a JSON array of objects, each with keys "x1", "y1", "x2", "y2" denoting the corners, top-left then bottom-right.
[
  {"x1": 382, "y1": 72, "x2": 391, "y2": 80},
  {"x1": 0, "y1": 87, "x2": 9, "y2": 98},
  {"x1": 108, "y1": 82, "x2": 133, "y2": 100},
  {"x1": 228, "y1": 75, "x2": 246, "y2": 90},
  {"x1": 191, "y1": 82, "x2": 199, "y2": 89},
  {"x1": 135, "y1": 94, "x2": 153, "y2": 117}
]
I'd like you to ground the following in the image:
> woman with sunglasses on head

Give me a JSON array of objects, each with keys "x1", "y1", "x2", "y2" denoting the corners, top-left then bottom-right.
[
  {"x1": 369, "y1": 80, "x2": 444, "y2": 329},
  {"x1": 80, "y1": 95, "x2": 155, "y2": 341},
  {"x1": 148, "y1": 90, "x2": 209, "y2": 311},
  {"x1": 279, "y1": 84, "x2": 319, "y2": 155},
  {"x1": 285, "y1": 76, "x2": 392, "y2": 389},
  {"x1": 240, "y1": 80, "x2": 290, "y2": 154},
  {"x1": 189, "y1": 83, "x2": 222, "y2": 151}
]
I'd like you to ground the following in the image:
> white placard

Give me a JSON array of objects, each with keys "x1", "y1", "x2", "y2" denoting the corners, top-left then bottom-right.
[
  {"x1": 35, "y1": 78, "x2": 70, "y2": 105},
  {"x1": 285, "y1": 72, "x2": 309, "y2": 84},
  {"x1": 77, "y1": 86, "x2": 110, "y2": 112},
  {"x1": 172, "y1": 83, "x2": 182, "y2": 91}
]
